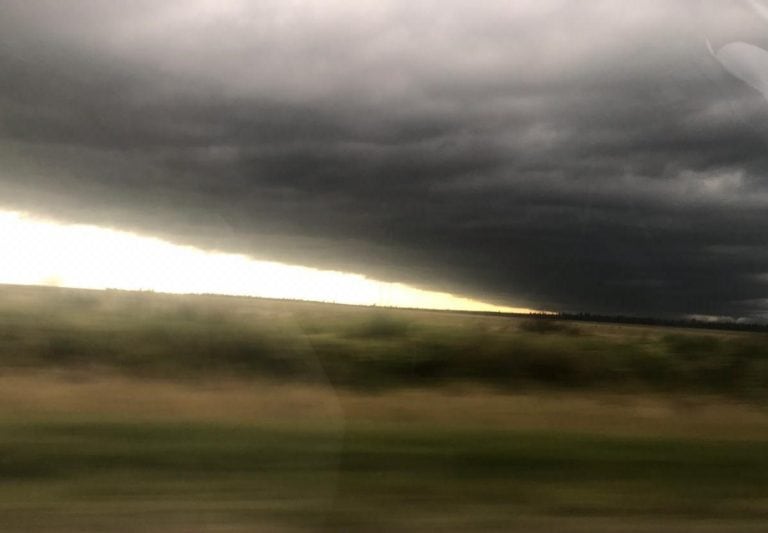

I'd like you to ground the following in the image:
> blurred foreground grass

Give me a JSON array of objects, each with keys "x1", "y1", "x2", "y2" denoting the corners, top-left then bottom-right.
[
  {"x1": 2, "y1": 418, "x2": 768, "y2": 532},
  {"x1": 1, "y1": 285, "x2": 768, "y2": 531}
]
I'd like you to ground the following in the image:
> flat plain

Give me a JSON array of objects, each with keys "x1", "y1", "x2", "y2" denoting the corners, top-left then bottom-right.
[{"x1": 1, "y1": 284, "x2": 767, "y2": 531}]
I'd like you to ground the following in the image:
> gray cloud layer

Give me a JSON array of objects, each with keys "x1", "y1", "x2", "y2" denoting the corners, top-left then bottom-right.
[{"x1": 2, "y1": 0, "x2": 768, "y2": 318}]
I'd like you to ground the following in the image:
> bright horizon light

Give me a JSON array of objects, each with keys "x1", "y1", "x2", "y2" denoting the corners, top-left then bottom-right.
[{"x1": 0, "y1": 210, "x2": 538, "y2": 314}]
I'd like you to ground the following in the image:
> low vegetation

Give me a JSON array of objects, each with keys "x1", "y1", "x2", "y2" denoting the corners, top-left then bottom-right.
[
  {"x1": 1, "y1": 419, "x2": 768, "y2": 532},
  {"x1": 2, "y1": 284, "x2": 768, "y2": 531},
  {"x1": 1, "y1": 285, "x2": 767, "y2": 397}
]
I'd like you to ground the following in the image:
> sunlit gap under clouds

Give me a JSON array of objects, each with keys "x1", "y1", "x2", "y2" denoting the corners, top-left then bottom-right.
[{"x1": 0, "y1": 211, "x2": 536, "y2": 314}]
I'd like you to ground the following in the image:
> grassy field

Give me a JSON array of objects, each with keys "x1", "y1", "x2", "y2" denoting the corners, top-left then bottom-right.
[
  {"x1": 1, "y1": 284, "x2": 768, "y2": 531},
  {"x1": 2, "y1": 284, "x2": 767, "y2": 396}
]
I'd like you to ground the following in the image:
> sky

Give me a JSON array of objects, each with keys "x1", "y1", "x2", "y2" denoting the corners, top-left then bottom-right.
[
  {"x1": 1, "y1": 0, "x2": 768, "y2": 320},
  {"x1": 0, "y1": 211, "x2": 531, "y2": 313}
]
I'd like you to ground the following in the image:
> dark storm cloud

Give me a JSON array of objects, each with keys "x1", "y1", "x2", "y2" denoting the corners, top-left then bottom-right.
[{"x1": 2, "y1": 0, "x2": 768, "y2": 318}]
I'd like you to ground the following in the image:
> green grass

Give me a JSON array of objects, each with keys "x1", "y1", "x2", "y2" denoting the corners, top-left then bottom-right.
[
  {"x1": 0, "y1": 420, "x2": 767, "y2": 531},
  {"x1": 1, "y1": 284, "x2": 768, "y2": 397},
  {"x1": 2, "y1": 285, "x2": 768, "y2": 530}
]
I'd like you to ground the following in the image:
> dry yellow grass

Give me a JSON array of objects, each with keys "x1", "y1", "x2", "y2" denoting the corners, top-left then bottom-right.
[
  {"x1": 2, "y1": 371, "x2": 768, "y2": 439},
  {"x1": 3, "y1": 286, "x2": 768, "y2": 531}
]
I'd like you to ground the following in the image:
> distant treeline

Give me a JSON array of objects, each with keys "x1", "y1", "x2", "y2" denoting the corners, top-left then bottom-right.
[
  {"x1": 425, "y1": 308, "x2": 768, "y2": 334},
  {"x1": 540, "y1": 312, "x2": 768, "y2": 333}
]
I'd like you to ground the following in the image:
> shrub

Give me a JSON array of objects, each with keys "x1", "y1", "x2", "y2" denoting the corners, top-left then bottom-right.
[{"x1": 518, "y1": 318, "x2": 581, "y2": 335}]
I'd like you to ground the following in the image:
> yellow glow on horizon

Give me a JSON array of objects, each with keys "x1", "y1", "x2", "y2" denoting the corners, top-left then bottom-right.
[{"x1": 0, "y1": 211, "x2": 537, "y2": 314}]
